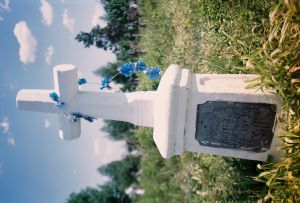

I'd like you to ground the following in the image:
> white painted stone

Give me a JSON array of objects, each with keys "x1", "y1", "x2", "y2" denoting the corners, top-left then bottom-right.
[
  {"x1": 16, "y1": 64, "x2": 155, "y2": 141},
  {"x1": 16, "y1": 64, "x2": 282, "y2": 161},
  {"x1": 153, "y1": 65, "x2": 191, "y2": 159},
  {"x1": 154, "y1": 64, "x2": 282, "y2": 161}
]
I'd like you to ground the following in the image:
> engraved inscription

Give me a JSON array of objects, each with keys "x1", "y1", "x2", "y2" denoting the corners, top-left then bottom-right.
[{"x1": 195, "y1": 101, "x2": 276, "y2": 152}]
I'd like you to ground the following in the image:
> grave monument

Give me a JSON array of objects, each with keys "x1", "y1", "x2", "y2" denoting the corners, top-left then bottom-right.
[{"x1": 16, "y1": 64, "x2": 282, "y2": 161}]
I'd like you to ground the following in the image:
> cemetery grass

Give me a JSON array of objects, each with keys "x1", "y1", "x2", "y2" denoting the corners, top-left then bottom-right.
[{"x1": 135, "y1": 0, "x2": 300, "y2": 202}]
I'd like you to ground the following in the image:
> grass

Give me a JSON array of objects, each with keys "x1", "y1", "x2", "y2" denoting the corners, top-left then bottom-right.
[
  {"x1": 250, "y1": 1, "x2": 300, "y2": 201},
  {"x1": 134, "y1": 0, "x2": 300, "y2": 202},
  {"x1": 135, "y1": 128, "x2": 265, "y2": 202}
]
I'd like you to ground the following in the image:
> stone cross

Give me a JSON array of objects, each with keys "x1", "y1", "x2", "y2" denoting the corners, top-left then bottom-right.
[
  {"x1": 16, "y1": 64, "x2": 155, "y2": 140},
  {"x1": 16, "y1": 64, "x2": 282, "y2": 161}
]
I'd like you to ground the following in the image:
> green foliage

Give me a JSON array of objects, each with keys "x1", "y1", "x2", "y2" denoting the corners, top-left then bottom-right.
[
  {"x1": 138, "y1": 0, "x2": 274, "y2": 74},
  {"x1": 101, "y1": 120, "x2": 135, "y2": 141},
  {"x1": 98, "y1": 155, "x2": 140, "y2": 191},
  {"x1": 136, "y1": 0, "x2": 300, "y2": 201},
  {"x1": 67, "y1": 184, "x2": 131, "y2": 203},
  {"x1": 76, "y1": 0, "x2": 140, "y2": 59},
  {"x1": 101, "y1": 0, "x2": 139, "y2": 33},
  {"x1": 84, "y1": 0, "x2": 143, "y2": 93},
  {"x1": 68, "y1": 156, "x2": 140, "y2": 203},
  {"x1": 134, "y1": 128, "x2": 185, "y2": 203},
  {"x1": 247, "y1": 1, "x2": 300, "y2": 201},
  {"x1": 135, "y1": 128, "x2": 266, "y2": 202},
  {"x1": 178, "y1": 154, "x2": 267, "y2": 202},
  {"x1": 101, "y1": 120, "x2": 138, "y2": 151}
]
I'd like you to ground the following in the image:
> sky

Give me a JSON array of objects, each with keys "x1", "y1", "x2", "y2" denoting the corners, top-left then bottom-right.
[{"x1": 0, "y1": 0, "x2": 127, "y2": 202}]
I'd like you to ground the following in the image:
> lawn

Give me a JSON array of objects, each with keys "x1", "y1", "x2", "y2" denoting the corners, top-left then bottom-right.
[{"x1": 134, "y1": 0, "x2": 300, "y2": 202}]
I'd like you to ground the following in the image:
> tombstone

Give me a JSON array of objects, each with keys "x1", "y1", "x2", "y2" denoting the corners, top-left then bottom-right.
[{"x1": 16, "y1": 64, "x2": 282, "y2": 161}]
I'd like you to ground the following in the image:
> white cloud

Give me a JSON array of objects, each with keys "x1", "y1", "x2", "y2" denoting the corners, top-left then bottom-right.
[
  {"x1": 106, "y1": 141, "x2": 115, "y2": 155},
  {"x1": 13, "y1": 21, "x2": 37, "y2": 64},
  {"x1": 44, "y1": 119, "x2": 50, "y2": 128},
  {"x1": 0, "y1": 117, "x2": 9, "y2": 134},
  {"x1": 101, "y1": 139, "x2": 124, "y2": 164},
  {"x1": 7, "y1": 137, "x2": 15, "y2": 146},
  {"x1": 45, "y1": 45, "x2": 54, "y2": 64},
  {"x1": 94, "y1": 139, "x2": 100, "y2": 156},
  {"x1": 40, "y1": 0, "x2": 53, "y2": 26},
  {"x1": 91, "y1": 4, "x2": 106, "y2": 27},
  {"x1": 0, "y1": 0, "x2": 10, "y2": 12},
  {"x1": 62, "y1": 9, "x2": 75, "y2": 33},
  {"x1": 0, "y1": 0, "x2": 10, "y2": 22}
]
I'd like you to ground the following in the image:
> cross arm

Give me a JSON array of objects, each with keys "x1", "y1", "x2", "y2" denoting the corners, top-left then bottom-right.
[
  {"x1": 58, "y1": 112, "x2": 81, "y2": 140},
  {"x1": 16, "y1": 89, "x2": 58, "y2": 113},
  {"x1": 16, "y1": 89, "x2": 81, "y2": 140},
  {"x1": 53, "y1": 64, "x2": 78, "y2": 101}
]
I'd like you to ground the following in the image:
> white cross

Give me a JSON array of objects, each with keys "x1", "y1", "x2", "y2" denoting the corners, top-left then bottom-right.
[
  {"x1": 16, "y1": 64, "x2": 281, "y2": 161},
  {"x1": 16, "y1": 64, "x2": 155, "y2": 140}
]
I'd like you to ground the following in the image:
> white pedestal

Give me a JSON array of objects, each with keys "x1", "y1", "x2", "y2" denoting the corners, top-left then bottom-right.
[{"x1": 153, "y1": 65, "x2": 282, "y2": 161}]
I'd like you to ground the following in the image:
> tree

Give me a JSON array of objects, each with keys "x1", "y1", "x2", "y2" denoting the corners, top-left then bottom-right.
[
  {"x1": 98, "y1": 155, "x2": 140, "y2": 191},
  {"x1": 67, "y1": 184, "x2": 131, "y2": 203},
  {"x1": 101, "y1": 120, "x2": 139, "y2": 151},
  {"x1": 102, "y1": 120, "x2": 135, "y2": 140},
  {"x1": 100, "y1": 0, "x2": 139, "y2": 37},
  {"x1": 75, "y1": 0, "x2": 141, "y2": 58}
]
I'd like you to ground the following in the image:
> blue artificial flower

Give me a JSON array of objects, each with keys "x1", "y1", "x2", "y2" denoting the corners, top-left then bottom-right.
[
  {"x1": 69, "y1": 112, "x2": 83, "y2": 123},
  {"x1": 56, "y1": 102, "x2": 65, "y2": 108},
  {"x1": 71, "y1": 117, "x2": 79, "y2": 123},
  {"x1": 64, "y1": 113, "x2": 77, "y2": 122},
  {"x1": 49, "y1": 92, "x2": 65, "y2": 108},
  {"x1": 83, "y1": 116, "x2": 95, "y2": 123},
  {"x1": 100, "y1": 76, "x2": 112, "y2": 90},
  {"x1": 71, "y1": 112, "x2": 83, "y2": 118},
  {"x1": 49, "y1": 92, "x2": 59, "y2": 102},
  {"x1": 70, "y1": 112, "x2": 95, "y2": 123},
  {"x1": 118, "y1": 63, "x2": 135, "y2": 77},
  {"x1": 78, "y1": 78, "x2": 87, "y2": 85},
  {"x1": 134, "y1": 60, "x2": 147, "y2": 72},
  {"x1": 146, "y1": 66, "x2": 161, "y2": 80}
]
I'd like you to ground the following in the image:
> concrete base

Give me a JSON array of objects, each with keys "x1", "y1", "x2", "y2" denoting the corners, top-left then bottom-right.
[{"x1": 154, "y1": 64, "x2": 282, "y2": 161}]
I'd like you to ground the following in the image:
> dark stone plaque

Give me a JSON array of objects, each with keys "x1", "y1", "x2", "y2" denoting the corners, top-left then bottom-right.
[{"x1": 195, "y1": 101, "x2": 276, "y2": 152}]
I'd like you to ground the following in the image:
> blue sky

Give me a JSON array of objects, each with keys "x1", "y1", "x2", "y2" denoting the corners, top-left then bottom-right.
[{"x1": 0, "y1": 0, "x2": 127, "y2": 202}]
